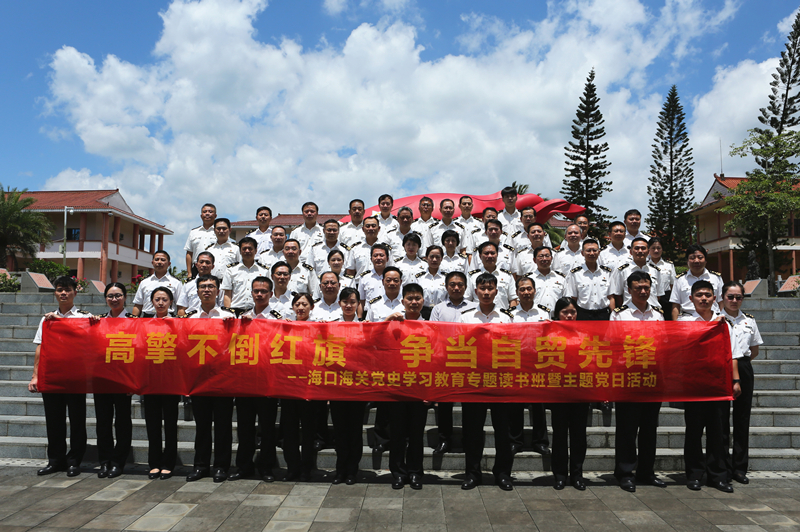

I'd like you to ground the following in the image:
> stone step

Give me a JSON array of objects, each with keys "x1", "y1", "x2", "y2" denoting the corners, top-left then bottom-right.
[
  {"x1": 0, "y1": 366, "x2": 35, "y2": 381},
  {"x1": 0, "y1": 353, "x2": 36, "y2": 366},
  {"x1": 753, "y1": 360, "x2": 800, "y2": 374},
  {"x1": 753, "y1": 390, "x2": 800, "y2": 407},
  {"x1": 753, "y1": 374, "x2": 800, "y2": 390},
  {"x1": 0, "y1": 436, "x2": 798, "y2": 471},
  {"x1": 0, "y1": 327, "x2": 36, "y2": 340},
  {"x1": 0, "y1": 340, "x2": 36, "y2": 354},
  {"x1": 755, "y1": 320, "x2": 800, "y2": 333},
  {"x1": 761, "y1": 347, "x2": 800, "y2": 361},
  {"x1": 746, "y1": 298, "x2": 800, "y2": 310},
  {"x1": 746, "y1": 309, "x2": 800, "y2": 321},
  {"x1": 759, "y1": 332, "x2": 800, "y2": 347},
  {"x1": 0, "y1": 303, "x2": 109, "y2": 316}
]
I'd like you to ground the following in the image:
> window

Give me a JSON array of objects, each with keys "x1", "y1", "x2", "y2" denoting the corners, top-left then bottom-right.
[{"x1": 66, "y1": 229, "x2": 80, "y2": 241}]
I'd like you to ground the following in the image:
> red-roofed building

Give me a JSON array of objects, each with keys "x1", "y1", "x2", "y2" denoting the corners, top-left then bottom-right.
[
  {"x1": 690, "y1": 174, "x2": 799, "y2": 281},
  {"x1": 17, "y1": 190, "x2": 173, "y2": 284}
]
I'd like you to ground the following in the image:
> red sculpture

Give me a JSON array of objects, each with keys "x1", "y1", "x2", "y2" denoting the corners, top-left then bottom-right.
[{"x1": 339, "y1": 191, "x2": 585, "y2": 223}]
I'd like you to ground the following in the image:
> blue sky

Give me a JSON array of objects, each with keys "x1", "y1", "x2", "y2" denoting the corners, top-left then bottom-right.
[{"x1": 0, "y1": 0, "x2": 797, "y2": 256}]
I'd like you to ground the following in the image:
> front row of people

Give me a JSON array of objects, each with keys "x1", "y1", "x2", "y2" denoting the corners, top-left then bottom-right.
[{"x1": 30, "y1": 270, "x2": 751, "y2": 493}]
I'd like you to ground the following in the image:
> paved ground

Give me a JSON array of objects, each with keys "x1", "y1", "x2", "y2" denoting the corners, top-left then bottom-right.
[{"x1": 0, "y1": 461, "x2": 798, "y2": 532}]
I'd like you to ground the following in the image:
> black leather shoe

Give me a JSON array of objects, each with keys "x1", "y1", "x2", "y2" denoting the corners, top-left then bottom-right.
[
  {"x1": 571, "y1": 478, "x2": 586, "y2": 491},
  {"x1": 461, "y1": 478, "x2": 481, "y2": 490},
  {"x1": 646, "y1": 476, "x2": 667, "y2": 488},
  {"x1": 732, "y1": 472, "x2": 749, "y2": 485},
  {"x1": 98, "y1": 463, "x2": 110, "y2": 478},
  {"x1": 262, "y1": 473, "x2": 275, "y2": 483},
  {"x1": 392, "y1": 476, "x2": 406, "y2": 489},
  {"x1": 107, "y1": 466, "x2": 123, "y2": 479},
  {"x1": 433, "y1": 440, "x2": 450, "y2": 454},
  {"x1": 510, "y1": 443, "x2": 523, "y2": 455},
  {"x1": 148, "y1": 469, "x2": 161, "y2": 480},
  {"x1": 532, "y1": 444, "x2": 552, "y2": 455},
  {"x1": 213, "y1": 469, "x2": 227, "y2": 483},
  {"x1": 37, "y1": 464, "x2": 65, "y2": 476},
  {"x1": 66, "y1": 466, "x2": 81, "y2": 477},
  {"x1": 409, "y1": 474, "x2": 422, "y2": 490},
  {"x1": 284, "y1": 471, "x2": 302, "y2": 482},
  {"x1": 228, "y1": 469, "x2": 252, "y2": 481},
  {"x1": 300, "y1": 472, "x2": 312, "y2": 482},
  {"x1": 619, "y1": 478, "x2": 636, "y2": 492},
  {"x1": 345, "y1": 475, "x2": 357, "y2": 485},
  {"x1": 686, "y1": 479, "x2": 702, "y2": 491},
  {"x1": 496, "y1": 477, "x2": 513, "y2": 491},
  {"x1": 160, "y1": 471, "x2": 173, "y2": 480},
  {"x1": 186, "y1": 468, "x2": 208, "y2": 482},
  {"x1": 708, "y1": 480, "x2": 734, "y2": 493},
  {"x1": 332, "y1": 474, "x2": 345, "y2": 485},
  {"x1": 554, "y1": 479, "x2": 566, "y2": 490}
]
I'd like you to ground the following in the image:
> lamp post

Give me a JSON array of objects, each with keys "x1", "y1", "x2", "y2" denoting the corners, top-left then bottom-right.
[{"x1": 62, "y1": 206, "x2": 73, "y2": 266}]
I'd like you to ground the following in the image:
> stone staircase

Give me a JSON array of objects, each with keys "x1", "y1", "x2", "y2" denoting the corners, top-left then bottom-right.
[{"x1": 0, "y1": 292, "x2": 798, "y2": 472}]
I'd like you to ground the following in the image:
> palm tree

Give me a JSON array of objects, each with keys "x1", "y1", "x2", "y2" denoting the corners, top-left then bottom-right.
[
  {"x1": 0, "y1": 185, "x2": 54, "y2": 270},
  {"x1": 511, "y1": 181, "x2": 530, "y2": 195}
]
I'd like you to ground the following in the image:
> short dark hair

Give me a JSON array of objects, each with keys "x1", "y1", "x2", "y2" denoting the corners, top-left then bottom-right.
[
  {"x1": 363, "y1": 215, "x2": 379, "y2": 225},
  {"x1": 349, "y1": 199, "x2": 365, "y2": 210},
  {"x1": 53, "y1": 276, "x2": 77, "y2": 291},
  {"x1": 371, "y1": 243, "x2": 391, "y2": 258},
  {"x1": 196, "y1": 251, "x2": 215, "y2": 263},
  {"x1": 533, "y1": 246, "x2": 553, "y2": 259},
  {"x1": 214, "y1": 218, "x2": 231, "y2": 229},
  {"x1": 478, "y1": 241, "x2": 498, "y2": 255},
  {"x1": 520, "y1": 206, "x2": 536, "y2": 215},
  {"x1": 691, "y1": 279, "x2": 714, "y2": 295},
  {"x1": 485, "y1": 218, "x2": 503, "y2": 231},
  {"x1": 582, "y1": 238, "x2": 599, "y2": 249},
  {"x1": 292, "y1": 292, "x2": 315, "y2": 308},
  {"x1": 647, "y1": 237, "x2": 662, "y2": 248},
  {"x1": 323, "y1": 219, "x2": 340, "y2": 228},
  {"x1": 574, "y1": 214, "x2": 589, "y2": 222},
  {"x1": 624, "y1": 209, "x2": 642, "y2": 220},
  {"x1": 526, "y1": 222, "x2": 545, "y2": 234},
  {"x1": 202, "y1": 203, "x2": 217, "y2": 211},
  {"x1": 402, "y1": 283, "x2": 424, "y2": 298},
  {"x1": 722, "y1": 280, "x2": 744, "y2": 296},
  {"x1": 397, "y1": 206, "x2": 414, "y2": 218},
  {"x1": 445, "y1": 271, "x2": 467, "y2": 285},
  {"x1": 104, "y1": 282, "x2": 127, "y2": 298},
  {"x1": 402, "y1": 233, "x2": 422, "y2": 248},
  {"x1": 626, "y1": 270, "x2": 652, "y2": 289},
  {"x1": 516, "y1": 275, "x2": 535, "y2": 290},
  {"x1": 441, "y1": 229, "x2": 460, "y2": 245},
  {"x1": 271, "y1": 225, "x2": 287, "y2": 235},
  {"x1": 251, "y1": 275, "x2": 273, "y2": 291},
  {"x1": 283, "y1": 238, "x2": 301, "y2": 249},
  {"x1": 320, "y1": 271, "x2": 340, "y2": 283},
  {"x1": 459, "y1": 195, "x2": 472, "y2": 205},
  {"x1": 238, "y1": 237, "x2": 258, "y2": 249},
  {"x1": 425, "y1": 245, "x2": 443, "y2": 258},
  {"x1": 196, "y1": 274, "x2": 220, "y2": 288},
  {"x1": 553, "y1": 297, "x2": 575, "y2": 320},
  {"x1": 686, "y1": 244, "x2": 708, "y2": 259},
  {"x1": 327, "y1": 249, "x2": 345, "y2": 262},
  {"x1": 256, "y1": 206, "x2": 272, "y2": 216},
  {"x1": 419, "y1": 196, "x2": 434, "y2": 206},
  {"x1": 339, "y1": 287, "x2": 360, "y2": 301},
  {"x1": 153, "y1": 250, "x2": 171, "y2": 261},
  {"x1": 378, "y1": 194, "x2": 393, "y2": 204},
  {"x1": 439, "y1": 198, "x2": 455, "y2": 210},
  {"x1": 609, "y1": 220, "x2": 626, "y2": 232},
  {"x1": 481, "y1": 207, "x2": 498, "y2": 218},
  {"x1": 631, "y1": 237, "x2": 649, "y2": 247},
  {"x1": 301, "y1": 202, "x2": 319, "y2": 212},
  {"x1": 501, "y1": 186, "x2": 517, "y2": 198},
  {"x1": 150, "y1": 286, "x2": 174, "y2": 302},
  {"x1": 382, "y1": 266, "x2": 402, "y2": 279},
  {"x1": 475, "y1": 272, "x2": 498, "y2": 288},
  {"x1": 271, "y1": 261, "x2": 291, "y2": 275}
]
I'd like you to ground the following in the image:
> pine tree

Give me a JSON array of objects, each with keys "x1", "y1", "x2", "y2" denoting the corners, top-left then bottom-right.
[
  {"x1": 645, "y1": 85, "x2": 695, "y2": 262},
  {"x1": 561, "y1": 69, "x2": 612, "y2": 241},
  {"x1": 757, "y1": 10, "x2": 800, "y2": 138}
]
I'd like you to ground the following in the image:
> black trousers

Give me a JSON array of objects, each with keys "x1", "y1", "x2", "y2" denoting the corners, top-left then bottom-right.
[
  {"x1": 576, "y1": 306, "x2": 611, "y2": 321},
  {"x1": 614, "y1": 402, "x2": 661, "y2": 480},
  {"x1": 388, "y1": 402, "x2": 427, "y2": 478},
  {"x1": 436, "y1": 402, "x2": 453, "y2": 443},
  {"x1": 42, "y1": 393, "x2": 86, "y2": 467},
  {"x1": 281, "y1": 399, "x2": 316, "y2": 475},
  {"x1": 509, "y1": 403, "x2": 549, "y2": 448},
  {"x1": 549, "y1": 403, "x2": 589, "y2": 482},
  {"x1": 724, "y1": 357, "x2": 754, "y2": 476},
  {"x1": 143, "y1": 395, "x2": 179, "y2": 471},
  {"x1": 235, "y1": 397, "x2": 278, "y2": 474},
  {"x1": 330, "y1": 401, "x2": 365, "y2": 476},
  {"x1": 95, "y1": 393, "x2": 132, "y2": 467},
  {"x1": 684, "y1": 400, "x2": 729, "y2": 483},
  {"x1": 191, "y1": 396, "x2": 234, "y2": 471},
  {"x1": 462, "y1": 403, "x2": 514, "y2": 482},
  {"x1": 373, "y1": 402, "x2": 390, "y2": 441}
]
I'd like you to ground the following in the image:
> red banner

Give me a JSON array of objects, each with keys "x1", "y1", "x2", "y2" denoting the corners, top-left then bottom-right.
[{"x1": 39, "y1": 319, "x2": 733, "y2": 402}]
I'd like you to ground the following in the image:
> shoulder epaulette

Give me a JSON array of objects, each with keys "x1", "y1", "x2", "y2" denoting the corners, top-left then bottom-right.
[
  {"x1": 270, "y1": 309, "x2": 283, "y2": 319},
  {"x1": 500, "y1": 308, "x2": 514, "y2": 318},
  {"x1": 652, "y1": 306, "x2": 664, "y2": 314},
  {"x1": 369, "y1": 296, "x2": 382, "y2": 304},
  {"x1": 510, "y1": 230, "x2": 522, "y2": 238},
  {"x1": 618, "y1": 263, "x2": 630, "y2": 270},
  {"x1": 385, "y1": 243, "x2": 393, "y2": 249},
  {"x1": 723, "y1": 316, "x2": 733, "y2": 326},
  {"x1": 192, "y1": 225, "x2": 202, "y2": 230},
  {"x1": 554, "y1": 270, "x2": 565, "y2": 277},
  {"x1": 183, "y1": 310, "x2": 198, "y2": 318},
  {"x1": 76, "y1": 309, "x2": 91, "y2": 315},
  {"x1": 227, "y1": 262, "x2": 239, "y2": 268},
  {"x1": 538, "y1": 304, "x2": 551, "y2": 313},
  {"x1": 503, "y1": 244, "x2": 515, "y2": 251},
  {"x1": 343, "y1": 273, "x2": 355, "y2": 280},
  {"x1": 290, "y1": 291, "x2": 298, "y2": 297},
  {"x1": 664, "y1": 259, "x2": 673, "y2": 264},
  {"x1": 127, "y1": 313, "x2": 139, "y2": 318},
  {"x1": 386, "y1": 228, "x2": 397, "y2": 233},
  {"x1": 312, "y1": 241, "x2": 322, "y2": 247},
  {"x1": 555, "y1": 246, "x2": 564, "y2": 253},
  {"x1": 340, "y1": 242, "x2": 352, "y2": 251},
  {"x1": 500, "y1": 268, "x2": 512, "y2": 276},
  {"x1": 99, "y1": 312, "x2": 110, "y2": 318},
  {"x1": 415, "y1": 271, "x2": 426, "y2": 278},
  {"x1": 679, "y1": 311, "x2": 692, "y2": 317},
  {"x1": 710, "y1": 270, "x2": 722, "y2": 277},
  {"x1": 613, "y1": 305, "x2": 628, "y2": 313},
  {"x1": 651, "y1": 264, "x2": 661, "y2": 271},
  {"x1": 359, "y1": 270, "x2": 370, "y2": 277},
  {"x1": 313, "y1": 297, "x2": 321, "y2": 303},
  {"x1": 458, "y1": 251, "x2": 467, "y2": 259},
  {"x1": 570, "y1": 266, "x2": 582, "y2": 273},
  {"x1": 676, "y1": 272, "x2": 686, "y2": 278},
  {"x1": 454, "y1": 221, "x2": 464, "y2": 229},
  {"x1": 599, "y1": 265, "x2": 612, "y2": 272},
  {"x1": 230, "y1": 239, "x2": 237, "y2": 245},
  {"x1": 430, "y1": 220, "x2": 440, "y2": 227},
  {"x1": 221, "y1": 306, "x2": 235, "y2": 313},
  {"x1": 468, "y1": 269, "x2": 481, "y2": 275},
  {"x1": 461, "y1": 308, "x2": 473, "y2": 314},
  {"x1": 501, "y1": 230, "x2": 508, "y2": 236},
  {"x1": 471, "y1": 227, "x2": 482, "y2": 234},
  {"x1": 205, "y1": 243, "x2": 215, "y2": 250},
  {"x1": 303, "y1": 263, "x2": 314, "y2": 271},
  {"x1": 744, "y1": 312, "x2": 754, "y2": 319}
]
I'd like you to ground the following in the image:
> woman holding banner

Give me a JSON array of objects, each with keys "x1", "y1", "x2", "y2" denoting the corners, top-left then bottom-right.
[
  {"x1": 95, "y1": 283, "x2": 134, "y2": 479},
  {"x1": 548, "y1": 297, "x2": 589, "y2": 491},
  {"x1": 281, "y1": 293, "x2": 320, "y2": 481},
  {"x1": 143, "y1": 287, "x2": 180, "y2": 480}
]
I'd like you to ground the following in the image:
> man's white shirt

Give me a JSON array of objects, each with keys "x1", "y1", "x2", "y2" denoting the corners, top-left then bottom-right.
[
  {"x1": 669, "y1": 269, "x2": 724, "y2": 314},
  {"x1": 357, "y1": 269, "x2": 385, "y2": 302},
  {"x1": 184, "y1": 225, "x2": 216, "y2": 263},
  {"x1": 623, "y1": 231, "x2": 648, "y2": 249},
  {"x1": 553, "y1": 245, "x2": 583, "y2": 276},
  {"x1": 511, "y1": 305, "x2": 550, "y2": 322},
  {"x1": 345, "y1": 240, "x2": 395, "y2": 276},
  {"x1": 187, "y1": 306, "x2": 236, "y2": 319},
  {"x1": 133, "y1": 272, "x2": 183, "y2": 314},
  {"x1": 465, "y1": 267, "x2": 517, "y2": 309},
  {"x1": 610, "y1": 303, "x2": 664, "y2": 321},
  {"x1": 531, "y1": 269, "x2": 566, "y2": 313},
  {"x1": 365, "y1": 294, "x2": 403, "y2": 322},
  {"x1": 431, "y1": 220, "x2": 473, "y2": 252},
  {"x1": 460, "y1": 305, "x2": 512, "y2": 324},
  {"x1": 257, "y1": 248, "x2": 285, "y2": 272},
  {"x1": 242, "y1": 304, "x2": 281, "y2": 320},
  {"x1": 472, "y1": 242, "x2": 516, "y2": 272},
  {"x1": 221, "y1": 261, "x2": 266, "y2": 309},
  {"x1": 609, "y1": 260, "x2": 665, "y2": 308},
  {"x1": 269, "y1": 292, "x2": 296, "y2": 320},
  {"x1": 287, "y1": 263, "x2": 320, "y2": 297},
  {"x1": 246, "y1": 227, "x2": 273, "y2": 255},
  {"x1": 177, "y1": 279, "x2": 223, "y2": 313},
  {"x1": 207, "y1": 241, "x2": 241, "y2": 279},
  {"x1": 413, "y1": 269, "x2": 447, "y2": 307},
  {"x1": 290, "y1": 224, "x2": 324, "y2": 259},
  {"x1": 564, "y1": 264, "x2": 612, "y2": 310},
  {"x1": 598, "y1": 244, "x2": 630, "y2": 270},
  {"x1": 429, "y1": 298, "x2": 477, "y2": 323},
  {"x1": 310, "y1": 300, "x2": 344, "y2": 322},
  {"x1": 307, "y1": 242, "x2": 350, "y2": 276}
]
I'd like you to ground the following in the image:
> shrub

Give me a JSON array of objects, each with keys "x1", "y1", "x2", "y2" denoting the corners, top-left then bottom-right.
[
  {"x1": 0, "y1": 273, "x2": 20, "y2": 293},
  {"x1": 27, "y1": 259, "x2": 70, "y2": 282}
]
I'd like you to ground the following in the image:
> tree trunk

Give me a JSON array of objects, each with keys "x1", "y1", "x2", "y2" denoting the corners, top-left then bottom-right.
[{"x1": 767, "y1": 216, "x2": 776, "y2": 296}]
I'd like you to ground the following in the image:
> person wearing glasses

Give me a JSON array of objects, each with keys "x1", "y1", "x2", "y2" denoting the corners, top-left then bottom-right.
[
  {"x1": 720, "y1": 281, "x2": 763, "y2": 485},
  {"x1": 94, "y1": 283, "x2": 134, "y2": 479}
]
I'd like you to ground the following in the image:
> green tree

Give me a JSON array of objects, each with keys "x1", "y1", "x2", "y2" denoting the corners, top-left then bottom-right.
[
  {"x1": 757, "y1": 9, "x2": 800, "y2": 141},
  {"x1": 0, "y1": 185, "x2": 54, "y2": 271},
  {"x1": 561, "y1": 69, "x2": 612, "y2": 240},
  {"x1": 511, "y1": 181, "x2": 529, "y2": 195},
  {"x1": 645, "y1": 85, "x2": 695, "y2": 261},
  {"x1": 721, "y1": 130, "x2": 800, "y2": 295}
]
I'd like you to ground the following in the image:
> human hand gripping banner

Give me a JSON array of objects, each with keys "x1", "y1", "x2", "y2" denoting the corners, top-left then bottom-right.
[{"x1": 39, "y1": 319, "x2": 733, "y2": 402}]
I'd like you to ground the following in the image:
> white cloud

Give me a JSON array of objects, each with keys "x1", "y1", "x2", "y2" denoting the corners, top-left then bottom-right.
[
  {"x1": 323, "y1": 0, "x2": 348, "y2": 16},
  {"x1": 712, "y1": 42, "x2": 728, "y2": 58},
  {"x1": 42, "y1": 0, "x2": 752, "y2": 259},
  {"x1": 778, "y1": 7, "x2": 799, "y2": 36}
]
